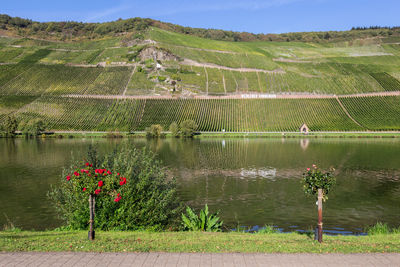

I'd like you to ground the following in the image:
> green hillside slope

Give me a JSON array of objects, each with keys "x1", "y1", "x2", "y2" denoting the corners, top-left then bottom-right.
[
  {"x1": 0, "y1": 16, "x2": 399, "y2": 132},
  {"x1": 0, "y1": 96, "x2": 398, "y2": 132}
]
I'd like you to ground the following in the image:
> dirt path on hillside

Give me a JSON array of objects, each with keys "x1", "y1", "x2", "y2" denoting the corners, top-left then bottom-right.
[
  {"x1": 168, "y1": 44, "x2": 239, "y2": 54},
  {"x1": 335, "y1": 97, "x2": 364, "y2": 128},
  {"x1": 62, "y1": 91, "x2": 400, "y2": 100},
  {"x1": 123, "y1": 65, "x2": 137, "y2": 96},
  {"x1": 181, "y1": 58, "x2": 285, "y2": 73},
  {"x1": 273, "y1": 57, "x2": 312, "y2": 63}
]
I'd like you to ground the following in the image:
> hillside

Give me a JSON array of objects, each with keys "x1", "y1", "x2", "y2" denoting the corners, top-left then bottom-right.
[{"x1": 0, "y1": 16, "x2": 400, "y2": 132}]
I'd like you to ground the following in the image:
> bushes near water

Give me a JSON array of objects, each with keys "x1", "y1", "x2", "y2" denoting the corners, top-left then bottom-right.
[
  {"x1": 367, "y1": 222, "x2": 400, "y2": 235},
  {"x1": 48, "y1": 144, "x2": 182, "y2": 231}
]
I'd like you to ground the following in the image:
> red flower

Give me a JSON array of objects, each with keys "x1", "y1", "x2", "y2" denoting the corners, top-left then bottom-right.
[
  {"x1": 66, "y1": 175, "x2": 71, "y2": 181},
  {"x1": 117, "y1": 173, "x2": 120, "y2": 176},
  {"x1": 83, "y1": 188, "x2": 87, "y2": 192},
  {"x1": 73, "y1": 171, "x2": 79, "y2": 177},
  {"x1": 90, "y1": 164, "x2": 93, "y2": 167},
  {"x1": 98, "y1": 180, "x2": 104, "y2": 187},
  {"x1": 114, "y1": 194, "x2": 121, "y2": 202},
  {"x1": 119, "y1": 177, "x2": 127, "y2": 186},
  {"x1": 95, "y1": 189, "x2": 101, "y2": 195},
  {"x1": 80, "y1": 169, "x2": 85, "y2": 173},
  {"x1": 85, "y1": 162, "x2": 90, "y2": 166},
  {"x1": 107, "y1": 170, "x2": 112, "y2": 175}
]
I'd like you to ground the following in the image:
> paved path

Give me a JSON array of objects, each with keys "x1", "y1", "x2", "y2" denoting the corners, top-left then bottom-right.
[
  {"x1": 1, "y1": 252, "x2": 400, "y2": 266},
  {"x1": 61, "y1": 91, "x2": 400, "y2": 100}
]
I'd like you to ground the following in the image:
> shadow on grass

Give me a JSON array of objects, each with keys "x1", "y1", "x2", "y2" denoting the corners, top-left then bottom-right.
[{"x1": 296, "y1": 230, "x2": 314, "y2": 240}]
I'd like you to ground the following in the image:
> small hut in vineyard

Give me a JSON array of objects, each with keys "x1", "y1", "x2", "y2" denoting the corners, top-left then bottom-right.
[{"x1": 299, "y1": 123, "x2": 310, "y2": 134}]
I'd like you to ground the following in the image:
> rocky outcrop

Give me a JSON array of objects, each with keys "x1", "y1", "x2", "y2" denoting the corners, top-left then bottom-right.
[{"x1": 139, "y1": 46, "x2": 179, "y2": 61}]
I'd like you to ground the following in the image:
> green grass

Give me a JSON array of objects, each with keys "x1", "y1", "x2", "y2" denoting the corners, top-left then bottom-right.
[{"x1": 1, "y1": 230, "x2": 400, "y2": 253}]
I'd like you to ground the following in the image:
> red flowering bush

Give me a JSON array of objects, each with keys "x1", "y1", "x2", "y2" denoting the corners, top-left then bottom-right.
[
  {"x1": 66, "y1": 163, "x2": 127, "y2": 201},
  {"x1": 49, "y1": 144, "x2": 182, "y2": 231}
]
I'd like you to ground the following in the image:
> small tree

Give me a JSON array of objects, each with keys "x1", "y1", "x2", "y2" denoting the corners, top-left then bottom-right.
[
  {"x1": 146, "y1": 124, "x2": 163, "y2": 138},
  {"x1": 4, "y1": 115, "x2": 18, "y2": 137},
  {"x1": 302, "y1": 164, "x2": 335, "y2": 243},
  {"x1": 180, "y1": 120, "x2": 197, "y2": 138},
  {"x1": 62, "y1": 159, "x2": 126, "y2": 240},
  {"x1": 169, "y1": 122, "x2": 179, "y2": 137}
]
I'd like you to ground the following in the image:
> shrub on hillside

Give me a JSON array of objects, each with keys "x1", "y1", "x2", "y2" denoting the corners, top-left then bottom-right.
[{"x1": 48, "y1": 144, "x2": 183, "y2": 231}]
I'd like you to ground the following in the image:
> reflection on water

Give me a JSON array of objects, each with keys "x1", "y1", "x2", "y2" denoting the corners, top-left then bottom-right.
[
  {"x1": 0, "y1": 138, "x2": 399, "y2": 234},
  {"x1": 240, "y1": 167, "x2": 276, "y2": 179}
]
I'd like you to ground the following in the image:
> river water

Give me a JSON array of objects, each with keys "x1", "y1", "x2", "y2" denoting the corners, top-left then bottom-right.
[{"x1": 0, "y1": 137, "x2": 399, "y2": 234}]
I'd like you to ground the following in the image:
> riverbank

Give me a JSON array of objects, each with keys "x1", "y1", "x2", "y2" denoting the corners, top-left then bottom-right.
[
  {"x1": 3, "y1": 131, "x2": 400, "y2": 139},
  {"x1": 1, "y1": 231, "x2": 400, "y2": 253}
]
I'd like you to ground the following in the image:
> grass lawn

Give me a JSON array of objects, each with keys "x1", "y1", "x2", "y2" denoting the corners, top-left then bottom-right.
[{"x1": 1, "y1": 231, "x2": 400, "y2": 253}]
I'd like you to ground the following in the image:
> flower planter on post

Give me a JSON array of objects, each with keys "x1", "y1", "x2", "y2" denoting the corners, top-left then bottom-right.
[{"x1": 302, "y1": 165, "x2": 335, "y2": 243}]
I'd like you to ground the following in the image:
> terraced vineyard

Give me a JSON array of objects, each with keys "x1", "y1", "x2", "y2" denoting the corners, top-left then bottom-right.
[
  {"x1": 0, "y1": 64, "x2": 132, "y2": 96},
  {"x1": 340, "y1": 96, "x2": 400, "y2": 130},
  {"x1": 0, "y1": 96, "x2": 394, "y2": 132}
]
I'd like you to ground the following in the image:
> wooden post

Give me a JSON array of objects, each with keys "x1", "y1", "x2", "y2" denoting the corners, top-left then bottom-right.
[
  {"x1": 317, "y1": 188, "x2": 323, "y2": 243},
  {"x1": 88, "y1": 194, "x2": 95, "y2": 240}
]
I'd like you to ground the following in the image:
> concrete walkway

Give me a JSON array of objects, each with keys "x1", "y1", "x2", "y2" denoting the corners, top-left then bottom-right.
[{"x1": 1, "y1": 252, "x2": 400, "y2": 266}]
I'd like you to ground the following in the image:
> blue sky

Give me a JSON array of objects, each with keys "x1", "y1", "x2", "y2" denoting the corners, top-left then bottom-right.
[{"x1": 1, "y1": 0, "x2": 399, "y2": 33}]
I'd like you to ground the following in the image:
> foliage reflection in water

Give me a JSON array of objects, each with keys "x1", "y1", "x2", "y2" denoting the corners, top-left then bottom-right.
[{"x1": 0, "y1": 138, "x2": 399, "y2": 234}]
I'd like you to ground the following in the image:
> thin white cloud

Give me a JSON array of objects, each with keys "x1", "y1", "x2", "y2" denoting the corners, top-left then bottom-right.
[
  {"x1": 82, "y1": 0, "x2": 322, "y2": 22},
  {"x1": 83, "y1": 2, "x2": 131, "y2": 22},
  {"x1": 134, "y1": 0, "x2": 303, "y2": 17}
]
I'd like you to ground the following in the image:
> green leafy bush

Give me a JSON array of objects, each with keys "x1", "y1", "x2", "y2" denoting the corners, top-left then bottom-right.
[
  {"x1": 302, "y1": 165, "x2": 335, "y2": 200},
  {"x1": 48, "y1": 144, "x2": 182, "y2": 231},
  {"x1": 367, "y1": 222, "x2": 391, "y2": 235},
  {"x1": 181, "y1": 204, "x2": 223, "y2": 232},
  {"x1": 170, "y1": 74, "x2": 181, "y2": 81},
  {"x1": 169, "y1": 122, "x2": 179, "y2": 137},
  {"x1": 20, "y1": 118, "x2": 46, "y2": 137},
  {"x1": 146, "y1": 124, "x2": 164, "y2": 138},
  {"x1": 2, "y1": 115, "x2": 18, "y2": 137},
  {"x1": 180, "y1": 120, "x2": 198, "y2": 138},
  {"x1": 157, "y1": 76, "x2": 167, "y2": 82}
]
